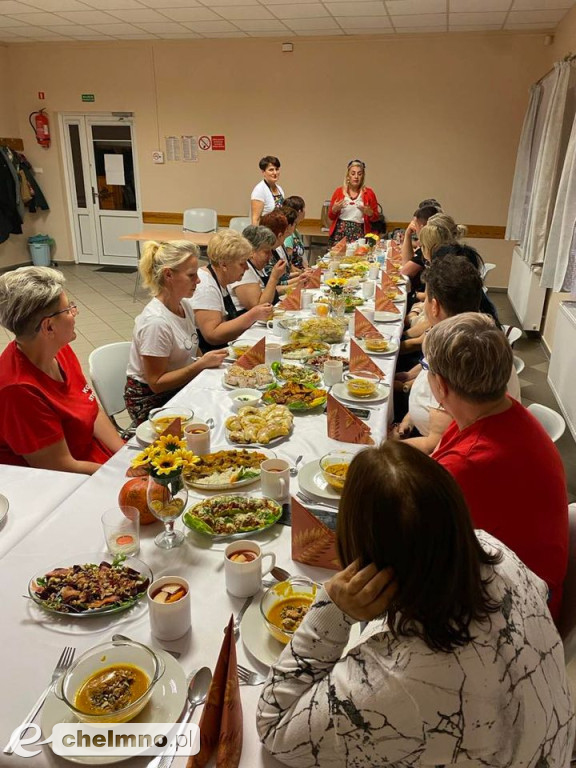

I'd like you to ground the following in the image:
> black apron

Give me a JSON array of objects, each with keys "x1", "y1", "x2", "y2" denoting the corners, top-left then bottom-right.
[
  {"x1": 248, "y1": 259, "x2": 280, "y2": 306},
  {"x1": 197, "y1": 264, "x2": 239, "y2": 353}
]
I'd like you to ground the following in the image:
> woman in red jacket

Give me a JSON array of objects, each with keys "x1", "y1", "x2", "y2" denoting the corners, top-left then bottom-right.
[{"x1": 328, "y1": 159, "x2": 380, "y2": 246}]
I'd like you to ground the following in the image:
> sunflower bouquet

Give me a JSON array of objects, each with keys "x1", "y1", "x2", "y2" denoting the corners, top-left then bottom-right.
[
  {"x1": 365, "y1": 233, "x2": 380, "y2": 249},
  {"x1": 131, "y1": 434, "x2": 199, "y2": 485},
  {"x1": 325, "y1": 277, "x2": 347, "y2": 296}
]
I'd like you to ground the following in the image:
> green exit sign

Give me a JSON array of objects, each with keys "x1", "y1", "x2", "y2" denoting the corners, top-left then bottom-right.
[{"x1": 81, "y1": 94, "x2": 95, "y2": 102}]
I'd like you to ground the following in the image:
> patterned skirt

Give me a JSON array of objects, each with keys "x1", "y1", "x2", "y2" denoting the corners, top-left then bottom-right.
[
  {"x1": 328, "y1": 219, "x2": 365, "y2": 247},
  {"x1": 124, "y1": 376, "x2": 179, "y2": 426}
]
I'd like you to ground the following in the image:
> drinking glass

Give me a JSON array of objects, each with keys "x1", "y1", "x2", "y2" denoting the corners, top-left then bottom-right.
[{"x1": 147, "y1": 475, "x2": 188, "y2": 549}]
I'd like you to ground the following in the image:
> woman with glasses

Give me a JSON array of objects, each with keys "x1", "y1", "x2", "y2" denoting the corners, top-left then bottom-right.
[
  {"x1": 327, "y1": 160, "x2": 380, "y2": 246},
  {"x1": 0, "y1": 266, "x2": 125, "y2": 473},
  {"x1": 125, "y1": 240, "x2": 228, "y2": 425}
]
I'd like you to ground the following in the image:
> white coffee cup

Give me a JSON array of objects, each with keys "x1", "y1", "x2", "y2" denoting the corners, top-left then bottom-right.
[
  {"x1": 265, "y1": 341, "x2": 282, "y2": 366},
  {"x1": 301, "y1": 290, "x2": 314, "y2": 310},
  {"x1": 267, "y1": 316, "x2": 291, "y2": 340},
  {"x1": 368, "y1": 265, "x2": 379, "y2": 280},
  {"x1": 362, "y1": 281, "x2": 375, "y2": 299},
  {"x1": 147, "y1": 575, "x2": 191, "y2": 641},
  {"x1": 184, "y1": 422, "x2": 211, "y2": 456},
  {"x1": 357, "y1": 238, "x2": 366, "y2": 246},
  {"x1": 323, "y1": 359, "x2": 343, "y2": 386},
  {"x1": 224, "y1": 540, "x2": 276, "y2": 598},
  {"x1": 260, "y1": 458, "x2": 290, "y2": 501}
]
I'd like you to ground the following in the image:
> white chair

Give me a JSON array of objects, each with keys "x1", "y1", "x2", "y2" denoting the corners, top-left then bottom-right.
[
  {"x1": 558, "y1": 504, "x2": 576, "y2": 664},
  {"x1": 183, "y1": 208, "x2": 217, "y2": 233},
  {"x1": 229, "y1": 216, "x2": 251, "y2": 234},
  {"x1": 503, "y1": 324, "x2": 522, "y2": 347},
  {"x1": 527, "y1": 403, "x2": 566, "y2": 443},
  {"x1": 88, "y1": 342, "x2": 133, "y2": 435},
  {"x1": 513, "y1": 355, "x2": 525, "y2": 375},
  {"x1": 481, "y1": 262, "x2": 496, "y2": 279}
]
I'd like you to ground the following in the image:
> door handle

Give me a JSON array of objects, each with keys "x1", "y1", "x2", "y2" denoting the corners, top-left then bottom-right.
[{"x1": 92, "y1": 187, "x2": 111, "y2": 203}]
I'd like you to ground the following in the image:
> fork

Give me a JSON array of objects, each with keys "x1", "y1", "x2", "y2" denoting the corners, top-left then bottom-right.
[
  {"x1": 237, "y1": 664, "x2": 268, "y2": 686},
  {"x1": 3, "y1": 646, "x2": 76, "y2": 755},
  {"x1": 296, "y1": 491, "x2": 339, "y2": 511}
]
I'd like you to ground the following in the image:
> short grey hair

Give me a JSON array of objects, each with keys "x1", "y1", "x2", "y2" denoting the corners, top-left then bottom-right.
[
  {"x1": 425, "y1": 312, "x2": 512, "y2": 403},
  {"x1": 242, "y1": 225, "x2": 276, "y2": 251},
  {"x1": 0, "y1": 266, "x2": 65, "y2": 338}
]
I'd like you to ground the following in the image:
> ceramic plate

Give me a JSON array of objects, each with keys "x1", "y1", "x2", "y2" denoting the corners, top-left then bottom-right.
[
  {"x1": 356, "y1": 338, "x2": 399, "y2": 356},
  {"x1": 241, "y1": 598, "x2": 361, "y2": 668},
  {"x1": 182, "y1": 494, "x2": 282, "y2": 540},
  {"x1": 222, "y1": 375, "x2": 274, "y2": 392},
  {"x1": 41, "y1": 651, "x2": 187, "y2": 765},
  {"x1": 374, "y1": 310, "x2": 402, "y2": 323},
  {"x1": 135, "y1": 421, "x2": 156, "y2": 447},
  {"x1": 183, "y1": 448, "x2": 275, "y2": 491},
  {"x1": 0, "y1": 493, "x2": 8, "y2": 527},
  {"x1": 225, "y1": 425, "x2": 293, "y2": 448},
  {"x1": 298, "y1": 459, "x2": 341, "y2": 504},
  {"x1": 331, "y1": 382, "x2": 390, "y2": 404}
]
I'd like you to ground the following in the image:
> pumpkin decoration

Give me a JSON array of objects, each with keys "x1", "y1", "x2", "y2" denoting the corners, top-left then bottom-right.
[{"x1": 118, "y1": 477, "x2": 157, "y2": 525}]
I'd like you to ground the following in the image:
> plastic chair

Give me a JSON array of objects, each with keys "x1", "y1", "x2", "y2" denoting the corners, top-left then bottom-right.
[
  {"x1": 558, "y1": 504, "x2": 576, "y2": 664},
  {"x1": 513, "y1": 355, "x2": 525, "y2": 375},
  {"x1": 88, "y1": 342, "x2": 133, "y2": 435},
  {"x1": 503, "y1": 325, "x2": 522, "y2": 347},
  {"x1": 481, "y1": 262, "x2": 496, "y2": 279},
  {"x1": 527, "y1": 403, "x2": 566, "y2": 443},
  {"x1": 183, "y1": 208, "x2": 217, "y2": 233},
  {"x1": 229, "y1": 217, "x2": 250, "y2": 234}
]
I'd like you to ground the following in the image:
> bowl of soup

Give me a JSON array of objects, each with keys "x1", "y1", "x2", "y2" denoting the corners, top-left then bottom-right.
[
  {"x1": 149, "y1": 406, "x2": 194, "y2": 436},
  {"x1": 55, "y1": 638, "x2": 165, "y2": 723},
  {"x1": 319, "y1": 450, "x2": 354, "y2": 491},
  {"x1": 260, "y1": 577, "x2": 318, "y2": 644},
  {"x1": 229, "y1": 343, "x2": 252, "y2": 359}
]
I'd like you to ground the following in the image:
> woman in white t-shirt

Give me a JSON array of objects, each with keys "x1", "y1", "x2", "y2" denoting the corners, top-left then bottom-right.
[
  {"x1": 124, "y1": 241, "x2": 227, "y2": 425},
  {"x1": 250, "y1": 155, "x2": 284, "y2": 225},
  {"x1": 229, "y1": 225, "x2": 287, "y2": 312},
  {"x1": 192, "y1": 230, "x2": 273, "y2": 352}
]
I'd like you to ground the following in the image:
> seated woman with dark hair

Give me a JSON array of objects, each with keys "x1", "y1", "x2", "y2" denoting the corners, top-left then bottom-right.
[
  {"x1": 283, "y1": 195, "x2": 307, "y2": 270},
  {"x1": 0, "y1": 267, "x2": 124, "y2": 473},
  {"x1": 260, "y1": 210, "x2": 311, "y2": 290},
  {"x1": 257, "y1": 441, "x2": 574, "y2": 766},
  {"x1": 433, "y1": 242, "x2": 500, "y2": 323}
]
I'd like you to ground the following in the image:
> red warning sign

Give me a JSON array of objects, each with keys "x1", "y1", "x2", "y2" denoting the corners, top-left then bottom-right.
[
  {"x1": 212, "y1": 135, "x2": 226, "y2": 151},
  {"x1": 198, "y1": 135, "x2": 211, "y2": 151},
  {"x1": 38, "y1": 91, "x2": 45, "y2": 100}
]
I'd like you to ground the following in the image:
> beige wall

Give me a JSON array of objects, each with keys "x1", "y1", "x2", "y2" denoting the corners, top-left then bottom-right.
[
  {"x1": 540, "y1": 7, "x2": 576, "y2": 349},
  {"x1": 0, "y1": 32, "x2": 551, "y2": 278}
]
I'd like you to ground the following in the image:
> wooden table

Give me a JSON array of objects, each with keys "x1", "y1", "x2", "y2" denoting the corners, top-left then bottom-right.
[{"x1": 120, "y1": 229, "x2": 214, "y2": 247}]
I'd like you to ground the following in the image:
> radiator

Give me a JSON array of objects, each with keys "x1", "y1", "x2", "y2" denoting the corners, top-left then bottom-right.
[
  {"x1": 548, "y1": 302, "x2": 576, "y2": 442},
  {"x1": 507, "y1": 246, "x2": 547, "y2": 331}
]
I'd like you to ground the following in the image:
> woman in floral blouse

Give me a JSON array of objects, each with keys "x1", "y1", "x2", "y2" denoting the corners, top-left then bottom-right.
[{"x1": 257, "y1": 441, "x2": 574, "y2": 767}]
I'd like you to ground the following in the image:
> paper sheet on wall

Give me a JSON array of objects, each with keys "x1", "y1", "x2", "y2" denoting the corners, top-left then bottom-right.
[
  {"x1": 182, "y1": 135, "x2": 198, "y2": 163},
  {"x1": 104, "y1": 154, "x2": 125, "y2": 186},
  {"x1": 165, "y1": 136, "x2": 181, "y2": 162}
]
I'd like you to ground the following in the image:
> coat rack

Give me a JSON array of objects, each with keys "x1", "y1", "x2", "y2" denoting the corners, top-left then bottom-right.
[{"x1": 0, "y1": 137, "x2": 24, "y2": 151}]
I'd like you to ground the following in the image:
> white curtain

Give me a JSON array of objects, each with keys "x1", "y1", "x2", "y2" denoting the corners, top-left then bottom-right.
[
  {"x1": 523, "y1": 61, "x2": 572, "y2": 265},
  {"x1": 541, "y1": 109, "x2": 576, "y2": 291},
  {"x1": 505, "y1": 84, "x2": 542, "y2": 242}
]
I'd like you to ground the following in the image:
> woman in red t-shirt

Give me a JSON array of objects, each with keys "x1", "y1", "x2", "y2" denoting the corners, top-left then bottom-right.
[{"x1": 0, "y1": 266, "x2": 125, "y2": 474}]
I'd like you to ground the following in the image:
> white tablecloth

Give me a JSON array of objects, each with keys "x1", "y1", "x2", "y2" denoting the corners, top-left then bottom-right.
[{"x1": 0, "y1": 298, "x2": 405, "y2": 767}]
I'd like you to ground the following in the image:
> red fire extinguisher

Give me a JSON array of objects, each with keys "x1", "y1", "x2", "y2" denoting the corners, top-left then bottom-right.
[{"x1": 29, "y1": 109, "x2": 51, "y2": 148}]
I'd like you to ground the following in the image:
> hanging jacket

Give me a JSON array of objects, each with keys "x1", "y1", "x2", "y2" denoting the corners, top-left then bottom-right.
[
  {"x1": 0, "y1": 147, "x2": 24, "y2": 221},
  {"x1": 17, "y1": 153, "x2": 49, "y2": 212},
  {"x1": 0, "y1": 150, "x2": 22, "y2": 244}
]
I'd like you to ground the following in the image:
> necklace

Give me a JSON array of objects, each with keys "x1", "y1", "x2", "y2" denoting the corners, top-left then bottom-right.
[{"x1": 347, "y1": 187, "x2": 361, "y2": 201}]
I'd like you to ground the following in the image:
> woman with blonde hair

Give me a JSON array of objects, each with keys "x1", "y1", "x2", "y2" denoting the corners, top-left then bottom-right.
[
  {"x1": 0, "y1": 266, "x2": 124, "y2": 472},
  {"x1": 327, "y1": 159, "x2": 380, "y2": 246},
  {"x1": 192, "y1": 229, "x2": 272, "y2": 352},
  {"x1": 419, "y1": 213, "x2": 467, "y2": 262},
  {"x1": 124, "y1": 240, "x2": 227, "y2": 425}
]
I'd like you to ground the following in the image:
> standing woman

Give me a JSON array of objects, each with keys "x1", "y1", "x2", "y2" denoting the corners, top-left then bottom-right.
[
  {"x1": 328, "y1": 160, "x2": 380, "y2": 246},
  {"x1": 192, "y1": 229, "x2": 272, "y2": 352},
  {"x1": 124, "y1": 241, "x2": 227, "y2": 426},
  {"x1": 250, "y1": 155, "x2": 284, "y2": 225}
]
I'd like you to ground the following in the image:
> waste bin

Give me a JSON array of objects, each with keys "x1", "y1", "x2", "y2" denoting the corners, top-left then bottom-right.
[{"x1": 28, "y1": 235, "x2": 54, "y2": 267}]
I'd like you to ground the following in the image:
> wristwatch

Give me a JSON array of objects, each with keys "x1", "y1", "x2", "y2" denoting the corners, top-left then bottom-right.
[{"x1": 402, "y1": 383, "x2": 411, "y2": 393}]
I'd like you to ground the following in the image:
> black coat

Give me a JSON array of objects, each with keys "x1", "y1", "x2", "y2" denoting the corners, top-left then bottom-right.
[{"x1": 0, "y1": 151, "x2": 22, "y2": 244}]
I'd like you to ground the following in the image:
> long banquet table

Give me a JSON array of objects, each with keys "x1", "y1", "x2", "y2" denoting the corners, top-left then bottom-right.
[{"x1": 0, "y1": 287, "x2": 406, "y2": 768}]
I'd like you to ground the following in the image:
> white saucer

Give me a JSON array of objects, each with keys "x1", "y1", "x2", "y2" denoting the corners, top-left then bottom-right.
[
  {"x1": 41, "y1": 651, "x2": 187, "y2": 765},
  {"x1": 374, "y1": 310, "x2": 402, "y2": 323},
  {"x1": 0, "y1": 493, "x2": 8, "y2": 527},
  {"x1": 331, "y1": 382, "x2": 390, "y2": 404},
  {"x1": 356, "y1": 338, "x2": 399, "y2": 356},
  {"x1": 298, "y1": 459, "x2": 341, "y2": 504},
  {"x1": 135, "y1": 421, "x2": 156, "y2": 446},
  {"x1": 241, "y1": 597, "x2": 362, "y2": 668}
]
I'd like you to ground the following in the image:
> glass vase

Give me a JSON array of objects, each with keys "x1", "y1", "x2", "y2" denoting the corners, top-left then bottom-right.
[
  {"x1": 329, "y1": 293, "x2": 346, "y2": 318},
  {"x1": 147, "y1": 474, "x2": 188, "y2": 550}
]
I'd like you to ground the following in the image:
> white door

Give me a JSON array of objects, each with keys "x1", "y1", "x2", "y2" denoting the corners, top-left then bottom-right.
[{"x1": 61, "y1": 114, "x2": 142, "y2": 266}]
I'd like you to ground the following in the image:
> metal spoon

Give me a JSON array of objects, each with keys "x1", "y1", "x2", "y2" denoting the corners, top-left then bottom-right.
[
  {"x1": 289, "y1": 455, "x2": 303, "y2": 477},
  {"x1": 112, "y1": 633, "x2": 181, "y2": 660},
  {"x1": 271, "y1": 566, "x2": 291, "y2": 581}
]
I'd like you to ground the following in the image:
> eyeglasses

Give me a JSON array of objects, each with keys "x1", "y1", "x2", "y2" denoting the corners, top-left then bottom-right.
[
  {"x1": 347, "y1": 159, "x2": 365, "y2": 169},
  {"x1": 421, "y1": 359, "x2": 430, "y2": 371},
  {"x1": 35, "y1": 303, "x2": 78, "y2": 332}
]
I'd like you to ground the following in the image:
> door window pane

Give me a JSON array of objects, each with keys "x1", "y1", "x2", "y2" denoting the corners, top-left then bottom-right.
[
  {"x1": 68, "y1": 124, "x2": 86, "y2": 209},
  {"x1": 91, "y1": 124, "x2": 136, "y2": 212}
]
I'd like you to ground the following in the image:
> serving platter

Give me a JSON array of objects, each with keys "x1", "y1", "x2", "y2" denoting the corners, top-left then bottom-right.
[
  {"x1": 183, "y1": 448, "x2": 274, "y2": 491},
  {"x1": 182, "y1": 494, "x2": 282, "y2": 540}
]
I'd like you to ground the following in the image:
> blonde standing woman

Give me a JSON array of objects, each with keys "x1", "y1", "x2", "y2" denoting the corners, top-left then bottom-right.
[
  {"x1": 124, "y1": 240, "x2": 227, "y2": 426},
  {"x1": 327, "y1": 159, "x2": 380, "y2": 246}
]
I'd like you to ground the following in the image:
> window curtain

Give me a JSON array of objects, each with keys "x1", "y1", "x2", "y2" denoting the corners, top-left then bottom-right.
[
  {"x1": 505, "y1": 83, "x2": 542, "y2": 242},
  {"x1": 523, "y1": 61, "x2": 571, "y2": 265},
  {"x1": 542, "y1": 109, "x2": 576, "y2": 291}
]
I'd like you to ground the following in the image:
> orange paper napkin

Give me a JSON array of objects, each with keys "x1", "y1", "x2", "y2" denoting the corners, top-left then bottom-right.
[
  {"x1": 331, "y1": 237, "x2": 347, "y2": 253},
  {"x1": 354, "y1": 308, "x2": 383, "y2": 339},
  {"x1": 386, "y1": 259, "x2": 401, "y2": 274},
  {"x1": 349, "y1": 339, "x2": 385, "y2": 378},
  {"x1": 374, "y1": 287, "x2": 401, "y2": 314},
  {"x1": 235, "y1": 338, "x2": 266, "y2": 370},
  {"x1": 306, "y1": 267, "x2": 322, "y2": 289},
  {"x1": 188, "y1": 617, "x2": 242, "y2": 768},
  {"x1": 291, "y1": 496, "x2": 341, "y2": 571},
  {"x1": 380, "y1": 272, "x2": 397, "y2": 291},
  {"x1": 277, "y1": 288, "x2": 302, "y2": 311},
  {"x1": 327, "y1": 394, "x2": 374, "y2": 445}
]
